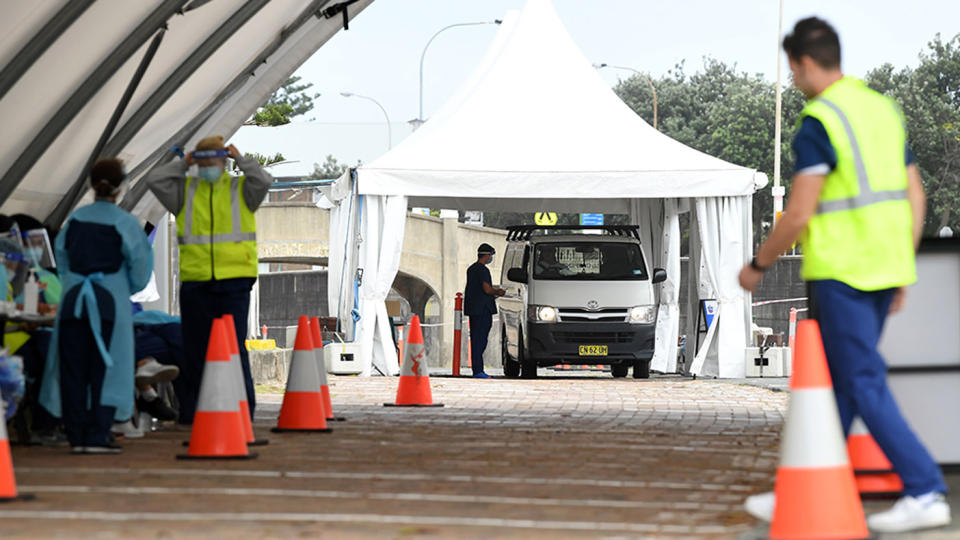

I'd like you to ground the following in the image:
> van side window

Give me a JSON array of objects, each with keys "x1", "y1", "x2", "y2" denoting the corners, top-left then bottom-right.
[
  {"x1": 521, "y1": 245, "x2": 530, "y2": 269},
  {"x1": 501, "y1": 247, "x2": 515, "y2": 282}
]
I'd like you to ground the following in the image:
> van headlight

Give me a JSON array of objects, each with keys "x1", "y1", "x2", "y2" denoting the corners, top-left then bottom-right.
[
  {"x1": 528, "y1": 305, "x2": 559, "y2": 323},
  {"x1": 628, "y1": 305, "x2": 656, "y2": 324}
]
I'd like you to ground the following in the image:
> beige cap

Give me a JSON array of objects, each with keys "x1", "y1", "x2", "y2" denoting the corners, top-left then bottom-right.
[{"x1": 195, "y1": 135, "x2": 226, "y2": 152}]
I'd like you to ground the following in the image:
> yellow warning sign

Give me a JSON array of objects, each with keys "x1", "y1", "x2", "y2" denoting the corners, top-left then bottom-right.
[{"x1": 534, "y1": 212, "x2": 558, "y2": 226}]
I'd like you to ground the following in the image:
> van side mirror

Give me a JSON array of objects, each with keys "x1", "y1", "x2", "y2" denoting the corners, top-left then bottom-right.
[
  {"x1": 652, "y1": 268, "x2": 667, "y2": 284},
  {"x1": 507, "y1": 267, "x2": 528, "y2": 284}
]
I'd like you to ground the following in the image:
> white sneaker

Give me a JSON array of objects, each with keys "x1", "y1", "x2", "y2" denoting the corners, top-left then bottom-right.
[
  {"x1": 135, "y1": 358, "x2": 179, "y2": 386},
  {"x1": 111, "y1": 420, "x2": 144, "y2": 439},
  {"x1": 744, "y1": 491, "x2": 775, "y2": 522},
  {"x1": 867, "y1": 492, "x2": 951, "y2": 533}
]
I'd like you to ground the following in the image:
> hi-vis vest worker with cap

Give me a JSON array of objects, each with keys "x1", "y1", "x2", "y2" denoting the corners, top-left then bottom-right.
[
  {"x1": 739, "y1": 18, "x2": 950, "y2": 534},
  {"x1": 146, "y1": 135, "x2": 272, "y2": 428}
]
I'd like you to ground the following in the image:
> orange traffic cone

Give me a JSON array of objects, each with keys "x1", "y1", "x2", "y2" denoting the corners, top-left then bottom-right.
[
  {"x1": 311, "y1": 316, "x2": 344, "y2": 421},
  {"x1": 272, "y1": 316, "x2": 331, "y2": 433},
  {"x1": 848, "y1": 416, "x2": 903, "y2": 497},
  {"x1": 384, "y1": 315, "x2": 443, "y2": 407},
  {"x1": 0, "y1": 400, "x2": 33, "y2": 502},
  {"x1": 223, "y1": 314, "x2": 269, "y2": 446},
  {"x1": 768, "y1": 319, "x2": 867, "y2": 539},
  {"x1": 178, "y1": 318, "x2": 256, "y2": 460}
]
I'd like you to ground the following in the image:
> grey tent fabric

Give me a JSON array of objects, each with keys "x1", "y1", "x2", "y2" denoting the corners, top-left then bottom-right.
[{"x1": 0, "y1": 0, "x2": 374, "y2": 225}]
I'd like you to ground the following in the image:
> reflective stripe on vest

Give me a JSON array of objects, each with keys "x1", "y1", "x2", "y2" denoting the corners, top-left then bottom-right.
[
  {"x1": 815, "y1": 98, "x2": 907, "y2": 215},
  {"x1": 178, "y1": 177, "x2": 257, "y2": 245}
]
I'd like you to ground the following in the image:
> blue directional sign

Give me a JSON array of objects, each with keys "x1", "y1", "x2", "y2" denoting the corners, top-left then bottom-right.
[{"x1": 580, "y1": 213, "x2": 604, "y2": 226}]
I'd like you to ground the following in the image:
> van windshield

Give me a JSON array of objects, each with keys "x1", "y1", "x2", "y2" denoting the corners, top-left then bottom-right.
[{"x1": 533, "y1": 243, "x2": 648, "y2": 281}]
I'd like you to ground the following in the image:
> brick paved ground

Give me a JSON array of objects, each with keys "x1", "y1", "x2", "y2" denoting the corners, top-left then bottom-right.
[{"x1": 0, "y1": 371, "x2": 953, "y2": 538}]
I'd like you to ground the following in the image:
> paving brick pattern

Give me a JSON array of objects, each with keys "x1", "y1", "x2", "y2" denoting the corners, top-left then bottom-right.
[{"x1": 5, "y1": 373, "x2": 793, "y2": 537}]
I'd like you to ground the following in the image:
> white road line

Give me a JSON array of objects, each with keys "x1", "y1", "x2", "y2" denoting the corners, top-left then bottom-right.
[
  {"x1": 18, "y1": 485, "x2": 734, "y2": 511},
  {"x1": 0, "y1": 510, "x2": 738, "y2": 535},
  {"x1": 17, "y1": 467, "x2": 754, "y2": 492}
]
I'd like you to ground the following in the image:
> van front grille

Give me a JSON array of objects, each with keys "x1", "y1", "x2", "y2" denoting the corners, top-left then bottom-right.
[{"x1": 552, "y1": 331, "x2": 635, "y2": 344}]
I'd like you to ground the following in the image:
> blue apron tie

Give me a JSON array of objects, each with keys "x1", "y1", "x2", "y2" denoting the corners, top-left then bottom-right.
[{"x1": 73, "y1": 272, "x2": 113, "y2": 368}]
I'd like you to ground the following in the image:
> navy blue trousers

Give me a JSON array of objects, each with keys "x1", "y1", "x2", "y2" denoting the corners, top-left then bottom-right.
[
  {"x1": 59, "y1": 319, "x2": 115, "y2": 447},
  {"x1": 810, "y1": 279, "x2": 946, "y2": 496},
  {"x1": 469, "y1": 313, "x2": 492, "y2": 375},
  {"x1": 179, "y1": 278, "x2": 255, "y2": 424}
]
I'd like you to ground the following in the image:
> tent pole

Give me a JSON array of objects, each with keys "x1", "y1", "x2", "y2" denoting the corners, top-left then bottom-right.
[
  {"x1": 47, "y1": 0, "x2": 271, "y2": 228},
  {"x1": 43, "y1": 29, "x2": 166, "y2": 230},
  {"x1": 0, "y1": 0, "x2": 97, "y2": 102}
]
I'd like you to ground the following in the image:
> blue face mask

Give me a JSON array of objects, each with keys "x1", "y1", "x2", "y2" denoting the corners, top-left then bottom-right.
[{"x1": 197, "y1": 166, "x2": 223, "y2": 182}]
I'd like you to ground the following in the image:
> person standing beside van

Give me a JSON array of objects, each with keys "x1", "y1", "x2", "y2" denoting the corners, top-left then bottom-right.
[{"x1": 463, "y1": 243, "x2": 505, "y2": 379}]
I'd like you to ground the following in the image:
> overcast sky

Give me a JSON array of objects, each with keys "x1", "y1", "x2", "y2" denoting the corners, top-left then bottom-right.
[{"x1": 233, "y1": 0, "x2": 960, "y2": 176}]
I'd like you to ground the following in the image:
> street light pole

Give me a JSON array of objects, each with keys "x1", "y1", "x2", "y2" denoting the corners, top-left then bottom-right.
[
  {"x1": 417, "y1": 20, "x2": 501, "y2": 128},
  {"x1": 595, "y1": 63, "x2": 658, "y2": 130},
  {"x1": 772, "y1": 0, "x2": 786, "y2": 220},
  {"x1": 341, "y1": 92, "x2": 392, "y2": 149}
]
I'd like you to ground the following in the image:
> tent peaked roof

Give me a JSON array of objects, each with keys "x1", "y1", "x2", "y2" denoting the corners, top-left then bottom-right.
[{"x1": 356, "y1": 0, "x2": 766, "y2": 203}]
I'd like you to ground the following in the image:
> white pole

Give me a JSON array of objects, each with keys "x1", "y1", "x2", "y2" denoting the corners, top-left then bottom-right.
[{"x1": 772, "y1": 0, "x2": 785, "y2": 221}]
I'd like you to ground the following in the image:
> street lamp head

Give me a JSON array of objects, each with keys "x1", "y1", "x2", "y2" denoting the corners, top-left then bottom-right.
[
  {"x1": 340, "y1": 92, "x2": 354, "y2": 98},
  {"x1": 593, "y1": 63, "x2": 608, "y2": 69}
]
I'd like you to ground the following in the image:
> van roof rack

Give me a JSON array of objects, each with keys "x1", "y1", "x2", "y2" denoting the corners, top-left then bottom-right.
[{"x1": 505, "y1": 225, "x2": 640, "y2": 241}]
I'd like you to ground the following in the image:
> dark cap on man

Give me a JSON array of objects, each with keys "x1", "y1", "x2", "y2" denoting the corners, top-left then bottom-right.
[{"x1": 477, "y1": 243, "x2": 495, "y2": 256}]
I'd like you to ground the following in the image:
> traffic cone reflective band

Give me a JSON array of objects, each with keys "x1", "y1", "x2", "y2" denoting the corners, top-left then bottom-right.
[
  {"x1": 847, "y1": 416, "x2": 903, "y2": 496},
  {"x1": 272, "y1": 316, "x2": 331, "y2": 433},
  {"x1": 178, "y1": 318, "x2": 256, "y2": 460},
  {"x1": 0, "y1": 400, "x2": 33, "y2": 502},
  {"x1": 769, "y1": 320, "x2": 867, "y2": 539},
  {"x1": 311, "y1": 316, "x2": 344, "y2": 421},
  {"x1": 223, "y1": 314, "x2": 268, "y2": 446},
  {"x1": 385, "y1": 315, "x2": 443, "y2": 407}
]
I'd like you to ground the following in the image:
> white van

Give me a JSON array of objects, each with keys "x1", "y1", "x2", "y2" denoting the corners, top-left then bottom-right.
[{"x1": 497, "y1": 225, "x2": 666, "y2": 378}]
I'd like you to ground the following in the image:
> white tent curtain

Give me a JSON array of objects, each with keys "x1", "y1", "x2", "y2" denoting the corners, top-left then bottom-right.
[
  {"x1": 650, "y1": 198, "x2": 681, "y2": 373},
  {"x1": 688, "y1": 196, "x2": 752, "y2": 377},
  {"x1": 327, "y1": 170, "x2": 406, "y2": 376}
]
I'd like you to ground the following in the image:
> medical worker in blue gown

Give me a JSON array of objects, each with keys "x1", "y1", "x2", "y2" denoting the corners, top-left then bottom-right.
[{"x1": 39, "y1": 158, "x2": 153, "y2": 454}]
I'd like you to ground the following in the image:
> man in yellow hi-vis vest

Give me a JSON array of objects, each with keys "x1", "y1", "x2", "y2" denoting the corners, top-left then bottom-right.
[
  {"x1": 145, "y1": 136, "x2": 272, "y2": 428},
  {"x1": 739, "y1": 18, "x2": 950, "y2": 533}
]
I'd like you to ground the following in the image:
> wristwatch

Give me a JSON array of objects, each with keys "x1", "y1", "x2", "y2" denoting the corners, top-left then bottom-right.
[{"x1": 750, "y1": 257, "x2": 768, "y2": 272}]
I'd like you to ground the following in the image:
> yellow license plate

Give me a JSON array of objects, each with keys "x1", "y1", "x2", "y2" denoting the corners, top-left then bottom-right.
[{"x1": 578, "y1": 345, "x2": 608, "y2": 356}]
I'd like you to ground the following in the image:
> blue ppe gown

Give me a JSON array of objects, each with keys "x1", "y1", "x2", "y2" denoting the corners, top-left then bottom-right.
[{"x1": 39, "y1": 201, "x2": 153, "y2": 423}]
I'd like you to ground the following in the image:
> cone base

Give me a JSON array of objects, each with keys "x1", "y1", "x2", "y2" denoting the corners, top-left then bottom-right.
[
  {"x1": 328, "y1": 416, "x2": 347, "y2": 421},
  {"x1": 770, "y1": 466, "x2": 868, "y2": 539},
  {"x1": 177, "y1": 452, "x2": 258, "y2": 460},
  {"x1": 275, "y1": 391, "x2": 330, "y2": 431},
  {"x1": 383, "y1": 403, "x2": 445, "y2": 408},
  {"x1": 0, "y1": 493, "x2": 35, "y2": 502},
  {"x1": 249, "y1": 438, "x2": 270, "y2": 446},
  {"x1": 271, "y1": 427, "x2": 333, "y2": 433}
]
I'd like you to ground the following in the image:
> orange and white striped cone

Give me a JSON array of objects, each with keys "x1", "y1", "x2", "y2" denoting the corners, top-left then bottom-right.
[
  {"x1": 0, "y1": 400, "x2": 34, "y2": 502},
  {"x1": 768, "y1": 319, "x2": 867, "y2": 539},
  {"x1": 384, "y1": 315, "x2": 443, "y2": 407},
  {"x1": 223, "y1": 314, "x2": 269, "y2": 446},
  {"x1": 311, "y1": 316, "x2": 344, "y2": 421},
  {"x1": 178, "y1": 318, "x2": 256, "y2": 460},
  {"x1": 272, "y1": 316, "x2": 332, "y2": 433},
  {"x1": 847, "y1": 416, "x2": 903, "y2": 497}
]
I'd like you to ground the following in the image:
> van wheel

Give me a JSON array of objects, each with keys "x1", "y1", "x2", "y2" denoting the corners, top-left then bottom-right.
[
  {"x1": 519, "y1": 331, "x2": 537, "y2": 379},
  {"x1": 502, "y1": 329, "x2": 520, "y2": 378},
  {"x1": 611, "y1": 364, "x2": 629, "y2": 378},
  {"x1": 633, "y1": 359, "x2": 651, "y2": 379}
]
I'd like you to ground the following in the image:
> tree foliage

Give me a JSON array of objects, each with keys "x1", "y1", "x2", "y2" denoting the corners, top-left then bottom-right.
[
  {"x1": 865, "y1": 34, "x2": 960, "y2": 235},
  {"x1": 247, "y1": 76, "x2": 319, "y2": 127},
  {"x1": 309, "y1": 155, "x2": 349, "y2": 179}
]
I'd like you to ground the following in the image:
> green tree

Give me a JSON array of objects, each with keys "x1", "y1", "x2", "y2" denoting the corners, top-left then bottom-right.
[
  {"x1": 247, "y1": 76, "x2": 319, "y2": 127},
  {"x1": 231, "y1": 152, "x2": 285, "y2": 173},
  {"x1": 614, "y1": 59, "x2": 805, "y2": 243},
  {"x1": 308, "y1": 155, "x2": 349, "y2": 179},
  {"x1": 866, "y1": 34, "x2": 960, "y2": 236}
]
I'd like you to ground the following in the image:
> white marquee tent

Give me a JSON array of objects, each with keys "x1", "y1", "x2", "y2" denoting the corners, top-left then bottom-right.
[{"x1": 329, "y1": 0, "x2": 768, "y2": 379}]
